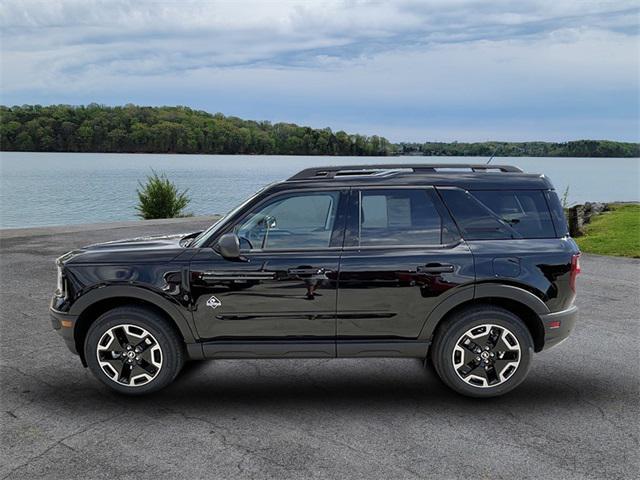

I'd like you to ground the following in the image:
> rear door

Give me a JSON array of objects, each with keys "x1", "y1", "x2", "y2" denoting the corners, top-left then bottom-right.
[{"x1": 336, "y1": 187, "x2": 475, "y2": 356}]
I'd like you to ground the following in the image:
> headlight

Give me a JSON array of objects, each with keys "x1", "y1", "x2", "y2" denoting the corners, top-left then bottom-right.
[{"x1": 55, "y1": 265, "x2": 66, "y2": 297}]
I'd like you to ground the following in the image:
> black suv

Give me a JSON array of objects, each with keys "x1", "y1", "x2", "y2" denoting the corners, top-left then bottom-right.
[{"x1": 50, "y1": 164, "x2": 580, "y2": 397}]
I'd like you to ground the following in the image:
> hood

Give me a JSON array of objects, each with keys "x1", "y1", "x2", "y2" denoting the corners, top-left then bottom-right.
[
  {"x1": 59, "y1": 233, "x2": 196, "y2": 265},
  {"x1": 86, "y1": 233, "x2": 186, "y2": 250}
]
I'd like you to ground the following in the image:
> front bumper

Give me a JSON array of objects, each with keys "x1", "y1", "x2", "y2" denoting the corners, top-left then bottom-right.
[
  {"x1": 50, "y1": 306, "x2": 79, "y2": 355},
  {"x1": 540, "y1": 305, "x2": 578, "y2": 350}
]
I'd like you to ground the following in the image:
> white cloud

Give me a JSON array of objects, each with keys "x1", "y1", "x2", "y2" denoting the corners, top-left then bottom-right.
[{"x1": 0, "y1": 0, "x2": 638, "y2": 141}]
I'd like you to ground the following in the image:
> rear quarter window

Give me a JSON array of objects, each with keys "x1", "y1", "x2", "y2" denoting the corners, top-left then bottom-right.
[
  {"x1": 439, "y1": 188, "x2": 557, "y2": 239},
  {"x1": 545, "y1": 190, "x2": 569, "y2": 237}
]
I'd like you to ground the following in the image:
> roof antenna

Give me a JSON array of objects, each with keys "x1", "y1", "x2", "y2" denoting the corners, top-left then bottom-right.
[{"x1": 486, "y1": 144, "x2": 500, "y2": 165}]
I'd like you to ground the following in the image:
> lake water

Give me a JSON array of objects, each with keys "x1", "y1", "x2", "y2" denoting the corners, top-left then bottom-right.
[{"x1": 0, "y1": 152, "x2": 638, "y2": 229}]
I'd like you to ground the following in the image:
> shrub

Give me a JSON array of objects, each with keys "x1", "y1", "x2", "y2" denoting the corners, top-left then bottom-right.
[{"x1": 136, "y1": 170, "x2": 191, "y2": 219}]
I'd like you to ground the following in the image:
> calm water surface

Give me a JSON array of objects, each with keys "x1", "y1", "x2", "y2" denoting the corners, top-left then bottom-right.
[{"x1": 0, "y1": 152, "x2": 638, "y2": 229}]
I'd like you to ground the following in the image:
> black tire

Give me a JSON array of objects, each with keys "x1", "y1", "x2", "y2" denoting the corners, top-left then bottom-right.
[
  {"x1": 84, "y1": 305, "x2": 185, "y2": 395},
  {"x1": 431, "y1": 306, "x2": 534, "y2": 398}
]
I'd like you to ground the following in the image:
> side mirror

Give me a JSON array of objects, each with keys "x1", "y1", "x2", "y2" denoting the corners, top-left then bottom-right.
[
  {"x1": 215, "y1": 233, "x2": 242, "y2": 260},
  {"x1": 264, "y1": 215, "x2": 277, "y2": 229}
]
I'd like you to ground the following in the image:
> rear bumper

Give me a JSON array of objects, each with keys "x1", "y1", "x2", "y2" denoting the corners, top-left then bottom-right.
[
  {"x1": 540, "y1": 305, "x2": 578, "y2": 351},
  {"x1": 50, "y1": 307, "x2": 79, "y2": 355}
]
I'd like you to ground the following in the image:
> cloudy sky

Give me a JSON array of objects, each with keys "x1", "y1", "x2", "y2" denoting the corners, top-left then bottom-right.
[{"x1": 1, "y1": 0, "x2": 638, "y2": 142}]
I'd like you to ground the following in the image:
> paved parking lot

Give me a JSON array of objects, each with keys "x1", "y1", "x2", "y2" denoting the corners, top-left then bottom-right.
[{"x1": 1, "y1": 218, "x2": 638, "y2": 479}]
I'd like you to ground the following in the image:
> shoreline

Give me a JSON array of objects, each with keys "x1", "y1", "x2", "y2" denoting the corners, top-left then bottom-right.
[
  {"x1": 2, "y1": 203, "x2": 638, "y2": 259},
  {"x1": 0, "y1": 215, "x2": 220, "y2": 240},
  {"x1": 2, "y1": 201, "x2": 638, "y2": 236},
  {"x1": 1, "y1": 151, "x2": 639, "y2": 159}
]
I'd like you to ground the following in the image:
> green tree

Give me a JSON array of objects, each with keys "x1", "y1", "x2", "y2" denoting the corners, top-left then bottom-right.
[{"x1": 1, "y1": 104, "x2": 638, "y2": 157}]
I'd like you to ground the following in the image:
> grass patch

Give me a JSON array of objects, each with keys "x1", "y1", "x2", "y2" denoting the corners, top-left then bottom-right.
[{"x1": 575, "y1": 204, "x2": 640, "y2": 258}]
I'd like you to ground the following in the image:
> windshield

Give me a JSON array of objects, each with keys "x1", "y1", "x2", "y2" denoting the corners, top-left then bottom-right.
[{"x1": 191, "y1": 185, "x2": 270, "y2": 247}]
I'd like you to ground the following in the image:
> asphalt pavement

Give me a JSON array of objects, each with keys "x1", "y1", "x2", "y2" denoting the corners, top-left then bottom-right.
[{"x1": 1, "y1": 218, "x2": 638, "y2": 480}]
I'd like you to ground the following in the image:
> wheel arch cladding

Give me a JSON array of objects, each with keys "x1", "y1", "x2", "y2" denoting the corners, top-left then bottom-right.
[
  {"x1": 422, "y1": 291, "x2": 546, "y2": 353},
  {"x1": 72, "y1": 289, "x2": 194, "y2": 365}
]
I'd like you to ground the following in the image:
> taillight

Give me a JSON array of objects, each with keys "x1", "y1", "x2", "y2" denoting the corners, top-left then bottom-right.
[{"x1": 569, "y1": 254, "x2": 581, "y2": 292}]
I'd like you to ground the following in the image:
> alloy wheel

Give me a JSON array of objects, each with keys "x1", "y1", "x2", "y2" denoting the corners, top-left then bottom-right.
[
  {"x1": 451, "y1": 323, "x2": 521, "y2": 388},
  {"x1": 96, "y1": 324, "x2": 163, "y2": 387}
]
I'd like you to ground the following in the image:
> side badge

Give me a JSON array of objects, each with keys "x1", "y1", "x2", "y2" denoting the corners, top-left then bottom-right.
[{"x1": 206, "y1": 295, "x2": 222, "y2": 309}]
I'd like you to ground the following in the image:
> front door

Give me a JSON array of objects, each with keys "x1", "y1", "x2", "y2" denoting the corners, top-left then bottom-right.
[
  {"x1": 336, "y1": 187, "x2": 475, "y2": 356},
  {"x1": 190, "y1": 189, "x2": 346, "y2": 358}
]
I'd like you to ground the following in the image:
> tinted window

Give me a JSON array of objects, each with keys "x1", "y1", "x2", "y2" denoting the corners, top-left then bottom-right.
[
  {"x1": 438, "y1": 189, "x2": 514, "y2": 240},
  {"x1": 439, "y1": 188, "x2": 556, "y2": 240},
  {"x1": 545, "y1": 190, "x2": 568, "y2": 237},
  {"x1": 236, "y1": 192, "x2": 340, "y2": 250},
  {"x1": 471, "y1": 190, "x2": 556, "y2": 238},
  {"x1": 358, "y1": 189, "x2": 445, "y2": 246}
]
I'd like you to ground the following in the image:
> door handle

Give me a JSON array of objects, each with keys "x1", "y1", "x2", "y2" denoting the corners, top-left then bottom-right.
[
  {"x1": 287, "y1": 267, "x2": 330, "y2": 276},
  {"x1": 417, "y1": 263, "x2": 455, "y2": 274}
]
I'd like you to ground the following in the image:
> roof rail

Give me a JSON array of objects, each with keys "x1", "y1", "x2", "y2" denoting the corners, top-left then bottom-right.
[{"x1": 287, "y1": 163, "x2": 523, "y2": 181}]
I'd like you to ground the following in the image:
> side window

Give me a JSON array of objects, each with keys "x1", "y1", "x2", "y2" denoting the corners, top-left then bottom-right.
[
  {"x1": 545, "y1": 190, "x2": 568, "y2": 237},
  {"x1": 438, "y1": 188, "x2": 556, "y2": 240},
  {"x1": 235, "y1": 191, "x2": 340, "y2": 250},
  {"x1": 357, "y1": 189, "x2": 446, "y2": 246},
  {"x1": 470, "y1": 190, "x2": 556, "y2": 238},
  {"x1": 437, "y1": 189, "x2": 515, "y2": 240}
]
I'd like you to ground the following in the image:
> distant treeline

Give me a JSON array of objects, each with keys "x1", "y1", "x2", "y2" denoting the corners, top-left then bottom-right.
[
  {"x1": 1, "y1": 104, "x2": 638, "y2": 157},
  {"x1": 397, "y1": 140, "x2": 640, "y2": 158},
  {"x1": 0, "y1": 104, "x2": 392, "y2": 156}
]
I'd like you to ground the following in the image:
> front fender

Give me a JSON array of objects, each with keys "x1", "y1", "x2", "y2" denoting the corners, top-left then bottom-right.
[{"x1": 70, "y1": 285, "x2": 197, "y2": 343}]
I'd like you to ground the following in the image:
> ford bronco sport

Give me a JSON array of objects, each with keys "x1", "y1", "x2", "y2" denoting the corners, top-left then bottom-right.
[{"x1": 50, "y1": 164, "x2": 580, "y2": 397}]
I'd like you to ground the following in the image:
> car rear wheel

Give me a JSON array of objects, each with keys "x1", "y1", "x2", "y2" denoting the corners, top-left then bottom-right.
[
  {"x1": 85, "y1": 306, "x2": 185, "y2": 395},
  {"x1": 431, "y1": 306, "x2": 534, "y2": 398}
]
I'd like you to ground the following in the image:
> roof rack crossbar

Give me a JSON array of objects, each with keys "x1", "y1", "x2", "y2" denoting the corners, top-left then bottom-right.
[{"x1": 287, "y1": 163, "x2": 522, "y2": 181}]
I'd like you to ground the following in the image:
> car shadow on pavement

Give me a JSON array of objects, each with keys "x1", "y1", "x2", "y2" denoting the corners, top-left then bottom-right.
[
  {"x1": 92, "y1": 358, "x2": 621, "y2": 413},
  {"x1": 18, "y1": 357, "x2": 624, "y2": 418}
]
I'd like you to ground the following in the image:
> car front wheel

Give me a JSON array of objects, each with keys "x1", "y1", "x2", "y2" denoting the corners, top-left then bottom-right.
[{"x1": 84, "y1": 306, "x2": 185, "y2": 395}]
